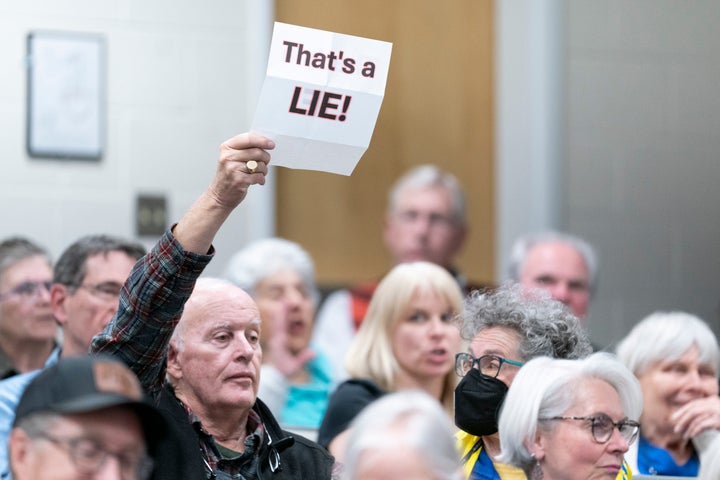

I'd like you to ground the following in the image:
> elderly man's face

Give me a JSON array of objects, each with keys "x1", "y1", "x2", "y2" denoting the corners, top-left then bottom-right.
[
  {"x1": 519, "y1": 241, "x2": 591, "y2": 319},
  {"x1": 10, "y1": 407, "x2": 148, "y2": 480},
  {"x1": 168, "y1": 285, "x2": 263, "y2": 412},
  {"x1": 383, "y1": 187, "x2": 466, "y2": 269}
]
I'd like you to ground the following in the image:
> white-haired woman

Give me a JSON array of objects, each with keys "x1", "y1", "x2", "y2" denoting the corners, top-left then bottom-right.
[
  {"x1": 342, "y1": 390, "x2": 463, "y2": 480},
  {"x1": 224, "y1": 237, "x2": 334, "y2": 430},
  {"x1": 616, "y1": 311, "x2": 720, "y2": 476},
  {"x1": 317, "y1": 261, "x2": 463, "y2": 462},
  {"x1": 497, "y1": 353, "x2": 642, "y2": 480}
]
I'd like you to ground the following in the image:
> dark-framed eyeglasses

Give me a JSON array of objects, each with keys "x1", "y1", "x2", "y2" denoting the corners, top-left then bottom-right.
[
  {"x1": 455, "y1": 352, "x2": 524, "y2": 378},
  {"x1": 34, "y1": 432, "x2": 154, "y2": 480},
  {"x1": 539, "y1": 413, "x2": 640, "y2": 444},
  {"x1": 0, "y1": 280, "x2": 52, "y2": 303}
]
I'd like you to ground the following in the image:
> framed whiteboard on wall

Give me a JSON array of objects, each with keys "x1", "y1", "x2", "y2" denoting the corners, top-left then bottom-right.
[{"x1": 26, "y1": 31, "x2": 105, "y2": 160}]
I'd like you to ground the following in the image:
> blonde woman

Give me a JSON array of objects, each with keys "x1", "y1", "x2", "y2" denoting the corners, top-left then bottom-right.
[{"x1": 317, "y1": 261, "x2": 463, "y2": 461}]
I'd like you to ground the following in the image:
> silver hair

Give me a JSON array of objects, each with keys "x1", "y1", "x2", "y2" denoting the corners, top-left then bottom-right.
[
  {"x1": 507, "y1": 231, "x2": 598, "y2": 294},
  {"x1": 0, "y1": 237, "x2": 50, "y2": 279},
  {"x1": 497, "y1": 353, "x2": 643, "y2": 476},
  {"x1": 616, "y1": 311, "x2": 720, "y2": 377},
  {"x1": 458, "y1": 283, "x2": 592, "y2": 361},
  {"x1": 13, "y1": 411, "x2": 61, "y2": 437},
  {"x1": 387, "y1": 164, "x2": 466, "y2": 225},
  {"x1": 342, "y1": 390, "x2": 463, "y2": 480},
  {"x1": 223, "y1": 237, "x2": 319, "y2": 305}
]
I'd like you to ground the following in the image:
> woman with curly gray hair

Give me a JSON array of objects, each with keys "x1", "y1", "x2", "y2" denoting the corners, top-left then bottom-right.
[{"x1": 453, "y1": 283, "x2": 596, "y2": 480}]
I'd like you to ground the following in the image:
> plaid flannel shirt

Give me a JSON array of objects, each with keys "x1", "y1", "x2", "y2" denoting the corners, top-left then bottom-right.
[{"x1": 91, "y1": 229, "x2": 267, "y2": 478}]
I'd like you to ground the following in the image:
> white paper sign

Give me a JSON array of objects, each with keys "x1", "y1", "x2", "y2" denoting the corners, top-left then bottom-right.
[{"x1": 251, "y1": 22, "x2": 392, "y2": 176}]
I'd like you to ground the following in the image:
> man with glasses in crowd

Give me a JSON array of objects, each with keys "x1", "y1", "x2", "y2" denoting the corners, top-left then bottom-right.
[
  {"x1": 9, "y1": 355, "x2": 183, "y2": 480},
  {"x1": 0, "y1": 237, "x2": 56, "y2": 378},
  {"x1": 0, "y1": 234, "x2": 145, "y2": 479}
]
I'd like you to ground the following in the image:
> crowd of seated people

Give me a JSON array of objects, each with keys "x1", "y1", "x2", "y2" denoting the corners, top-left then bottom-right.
[{"x1": 1, "y1": 133, "x2": 717, "y2": 480}]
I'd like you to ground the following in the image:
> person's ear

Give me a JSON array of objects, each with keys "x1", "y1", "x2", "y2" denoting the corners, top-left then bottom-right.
[
  {"x1": 50, "y1": 284, "x2": 70, "y2": 327},
  {"x1": 527, "y1": 430, "x2": 546, "y2": 462},
  {"x1": 9, "y1": 428, "x2": 34, "y2": 476},
  {"x1": 381, "y1": 211, "x2": 395, "y2": 247},
  {"x1": 166, "y1": 340, "x2": 182, "y2": 380}
]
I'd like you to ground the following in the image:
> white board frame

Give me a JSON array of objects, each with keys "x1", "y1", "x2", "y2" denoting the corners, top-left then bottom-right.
[{"x1": 26, "y1": 31, "x2": 106, "y2": 160}]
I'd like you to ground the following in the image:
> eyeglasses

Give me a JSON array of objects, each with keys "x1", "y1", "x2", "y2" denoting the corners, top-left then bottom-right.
[
  {"x1": 455, "y1": 353, "x2": 524, "y2": 378},
  {"x1": 539, "y1": 413, "x2": 640, "y2": 444},
  {"x1": 73, "y1": 281, "x2": 124, "y2": 302},
  {"x1": 394, "y1": 210, "x2": 457, "y2": 230},
  {"x1": 35, "y1": 432, "x2": 154, "y2": 480},
  {"x1": 0, "y1": 280, "x2": 52, "y2": 302}
]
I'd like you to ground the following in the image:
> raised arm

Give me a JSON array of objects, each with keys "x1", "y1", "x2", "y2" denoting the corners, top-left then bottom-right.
[{"x1": 91, "y1": 133, "x2": 274, "y2": 393}]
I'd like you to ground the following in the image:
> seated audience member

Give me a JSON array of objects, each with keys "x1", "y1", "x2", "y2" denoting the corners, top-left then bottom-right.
[
  {"x1": 616, "y1": 311, "x2": 720, "y2": 476},
  {"x1": 224, "y1": 237, "x2": 334, "y2": 430},
  {"x1": 317, "y1": 261, "x2": 463, "y2": 461},
  {"x1": 0, "y1": 237, "x2": 56, "y2": 378},
  {"x1": 698, "y1": 435, "x2": 720, "y2": 480},
  {"x1": 454, "y1": 284, "x2": 595, "y2": 480},
  {"x1": 497, "y1": 353, "x2": 642, "y2": 480},
  {"x1": 314, "y1": 165, "x2": 486, "y2": 380},
  {"x1": 92, "y1": 133, "x2": 335, "y2": 479},
  {"x1": 508, "y1": 231, "x2": 597, "y2": 320},
  {"x1": 9, "y1": 356, "x2": 181, "y2": 480},
  {"x1": 0, "y1": 235, "x2": 145, "y2": 479},
  {"x1": 342, "y1": 390, "x2": 463, "y2": 480}
]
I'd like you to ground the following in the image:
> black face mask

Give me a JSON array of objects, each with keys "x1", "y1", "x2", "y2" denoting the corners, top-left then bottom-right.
[{"x1": 454, "y1": 367, "x2": 509, "y2": 436}]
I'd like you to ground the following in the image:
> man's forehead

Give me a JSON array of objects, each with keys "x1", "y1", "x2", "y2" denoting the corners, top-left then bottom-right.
[
  {"x1": 394, "y1": 186, "x2": 452, "y2": 211},
  {"x1": 526, "y1": 242, "x2": 587, "y2": 270},
  {"x1": 204, "y1": 316, "x2": 262, "y2": 330},
  {"x1": 83, "y1": 250, "x2": 134, "y2": 273},
  {"x1": 186, "y1": 287, "x2": 259, "y2": 320}
]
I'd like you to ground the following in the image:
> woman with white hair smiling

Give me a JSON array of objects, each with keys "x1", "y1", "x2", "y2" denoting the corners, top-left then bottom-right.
[
  {"x1": 224, "y1": 237, "x2": 334, "y2": 430},
  {"x1": 497, "y1": 353, "x2": 642, "y2": 480},
  {"x1": 616, "y1": 311, "x2": 720, "y2": 476}
]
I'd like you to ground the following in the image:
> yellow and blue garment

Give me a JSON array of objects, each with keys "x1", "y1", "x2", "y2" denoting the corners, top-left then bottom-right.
[{"x1": 456, "y1": 430, "x2": 633, "y2": 480}]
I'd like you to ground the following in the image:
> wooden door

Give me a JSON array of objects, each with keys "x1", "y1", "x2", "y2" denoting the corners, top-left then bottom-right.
[{"x1": 275, "y1": 0, "x2": 494, "y2": 287}]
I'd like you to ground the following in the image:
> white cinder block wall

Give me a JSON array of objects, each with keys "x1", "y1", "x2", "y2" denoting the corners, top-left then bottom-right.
[
  {"x1": 563, "y1": 1, "x2": 720, "y2": 345},
  {"x1": 0, "y1": 1, "x2": 274, "y2": 275},
  {"x1": 4, "y1": 2, "x2": 719, "y2": 347}
]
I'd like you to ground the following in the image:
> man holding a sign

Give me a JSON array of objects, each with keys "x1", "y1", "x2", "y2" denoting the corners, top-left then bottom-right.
[{"x1": 92, "y1": 133, "x2": 336, "y2": 479}]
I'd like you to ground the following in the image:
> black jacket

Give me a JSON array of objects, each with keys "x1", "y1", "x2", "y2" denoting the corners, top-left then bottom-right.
[{"x1": 154, "y1": 383, "x2": 334, "y2": 480}]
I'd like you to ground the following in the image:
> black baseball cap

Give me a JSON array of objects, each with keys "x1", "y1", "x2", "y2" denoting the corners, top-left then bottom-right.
[{"x1": 14, "y1": 355, "x2": 169, "y2": 452}]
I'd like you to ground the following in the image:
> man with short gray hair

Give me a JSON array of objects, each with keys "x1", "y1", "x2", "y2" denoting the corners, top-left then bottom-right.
[{"x1": 508, "y1": 230, "x2": 597, "y2": 319}]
